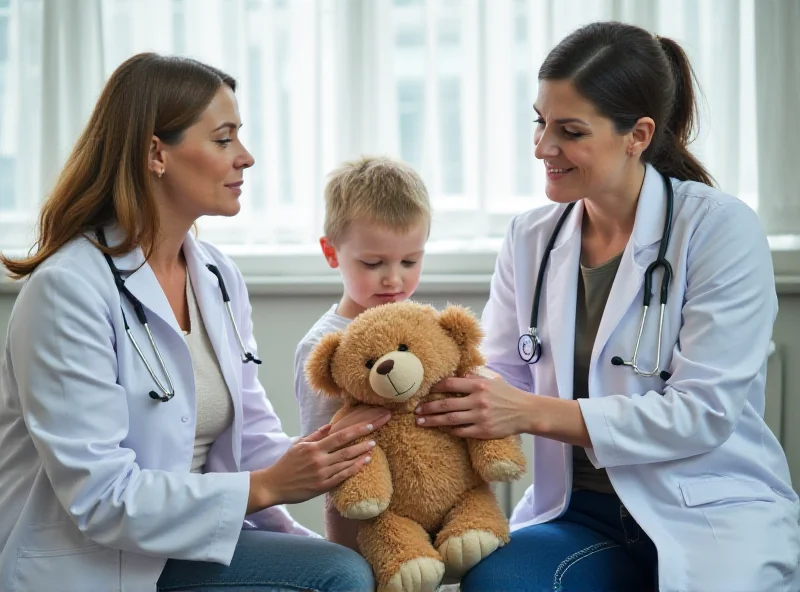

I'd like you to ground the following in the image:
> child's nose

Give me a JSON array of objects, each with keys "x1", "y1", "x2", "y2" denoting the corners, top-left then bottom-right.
[{"x1": 384, "y1": 269, "x2": 402, "y2": 287}]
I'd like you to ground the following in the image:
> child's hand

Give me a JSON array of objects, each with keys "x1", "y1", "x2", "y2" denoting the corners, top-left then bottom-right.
[{"x1": 329, "y1": 404, "x2": 391, "y2": 435}]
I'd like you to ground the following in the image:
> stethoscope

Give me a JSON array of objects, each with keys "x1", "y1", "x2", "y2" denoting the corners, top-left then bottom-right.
[
  {"x1": 96, "y1": 228, "x2": 261, "y2": 403},
  {"x1": 518, "y1": 171, "x2": 674, "y2": 381}
]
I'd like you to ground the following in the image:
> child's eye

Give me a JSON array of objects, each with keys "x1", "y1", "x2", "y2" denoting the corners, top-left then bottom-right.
[
  {"x1": 398, "y1": 344, "x2": 408, "y2": 352},
  {"x1": 365, "y1": 359, "x2": 375, "y2": 369},
  {"x1": 361, "y1": 261, "x2": 381, "y2": 269},
  {"x1": 401, "y1": 260, "x2": 418, "y2": 268}
]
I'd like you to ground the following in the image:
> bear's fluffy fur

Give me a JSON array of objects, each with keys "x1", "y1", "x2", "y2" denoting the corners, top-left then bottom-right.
[{"x1": 305, "y1": 301, "x2": 527, "y2": 592}]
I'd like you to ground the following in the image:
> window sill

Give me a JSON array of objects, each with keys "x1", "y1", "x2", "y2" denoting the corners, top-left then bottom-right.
[{"x1": 3, "y1": 240, "x2": 800, "y2": 296}]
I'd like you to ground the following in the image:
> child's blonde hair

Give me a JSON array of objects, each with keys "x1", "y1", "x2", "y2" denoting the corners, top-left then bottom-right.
[{"x1": 323, "y1": 156, "x2": 431, "y2": 246}]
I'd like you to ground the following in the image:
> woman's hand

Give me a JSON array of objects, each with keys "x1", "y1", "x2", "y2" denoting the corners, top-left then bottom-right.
[
  {"x1": 414, "y1": 374, "x2": 533, "y2": 439},
  {"x1": 328, "y1": 404, "x2": 391, "y2": 435},
  {"x1": 249, "y1": 410, "x2": 390, "y2": 512},
  {"x1": 416, "y1": 373, "x2": 592, "y2": 447}
]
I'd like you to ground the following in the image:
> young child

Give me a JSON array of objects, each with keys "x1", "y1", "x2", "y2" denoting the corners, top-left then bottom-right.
[{"x1": 293, "y1": 155, "x2": 431, "y2": 549}]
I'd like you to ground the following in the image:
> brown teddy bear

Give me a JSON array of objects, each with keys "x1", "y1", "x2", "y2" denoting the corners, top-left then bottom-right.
[{"x1": 305, "y1": 301, "x2": 527, "y2": 592}]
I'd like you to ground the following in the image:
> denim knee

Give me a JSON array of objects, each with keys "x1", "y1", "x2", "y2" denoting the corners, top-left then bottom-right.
[{"x1": 317, "y1": 543, "x2": 375, "y2": 592}]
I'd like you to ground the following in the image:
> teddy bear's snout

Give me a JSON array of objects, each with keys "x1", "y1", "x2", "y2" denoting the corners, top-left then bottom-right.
[
  {"x1": 376, "y1": 359, "x2": 394, "y2": 375},
  {"x1": 368, "y1": 351, "x2": 425, "y2": 401}
]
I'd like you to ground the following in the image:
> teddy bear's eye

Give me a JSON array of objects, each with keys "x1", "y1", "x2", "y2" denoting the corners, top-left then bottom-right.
[
  {"x1": 398, "y1": 344, "x2": 409, "y2": 352},
  {"x1": 365, "y1": 359, "x2": 375, "y2": 369}
]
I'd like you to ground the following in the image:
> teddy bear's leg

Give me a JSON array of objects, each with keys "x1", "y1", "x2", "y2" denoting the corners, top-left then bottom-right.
[
  {"x1": 434, "y1": 482, "x2": 510, "y2": 578},
  {"x1": 467, "y1": 435, "x2": 527, "y2": 482},
  {"x1": 358, "y1": 510, "x2": 445, "y2": 592},
  {"x1": 332, "y1": 444, "x2": 393, "y2": 520}
]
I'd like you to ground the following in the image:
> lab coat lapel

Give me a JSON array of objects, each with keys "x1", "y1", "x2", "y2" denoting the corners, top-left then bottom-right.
[
  {"x1": 543, "y1": 203, "x2": 582, "y2": 400},
  {"x1": 591, "y1": 165, "x2": 670, "y2": 369},
  {"x1": 103, "y1": 226, "x2": 184, "y2": 338}
]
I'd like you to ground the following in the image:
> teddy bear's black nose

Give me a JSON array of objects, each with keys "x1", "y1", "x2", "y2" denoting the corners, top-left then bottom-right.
[{"x1": 376, "y1": 359, "x2": 394, "y2": 375}]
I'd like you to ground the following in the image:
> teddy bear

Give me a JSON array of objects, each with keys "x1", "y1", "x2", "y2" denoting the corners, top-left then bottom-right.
[{"x1": 305, "y1": 301, "x2": 527, "y2": 592}]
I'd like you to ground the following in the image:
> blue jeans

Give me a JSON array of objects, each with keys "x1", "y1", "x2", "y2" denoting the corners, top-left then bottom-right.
[
  {"x1": 157, "y1": 530, "x2": 374, "y2": 592},
  {"x1": 461, "y1": 490, "x2": 658, "y2": 592}
]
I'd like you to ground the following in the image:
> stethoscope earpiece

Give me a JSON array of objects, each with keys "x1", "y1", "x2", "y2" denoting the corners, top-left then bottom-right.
[
  {"x1": 149, "y1": 390, "x2": 173, "y2": 403},
  {"x1": 243, "y1": 352, "x2": 262, "y2": 365}
]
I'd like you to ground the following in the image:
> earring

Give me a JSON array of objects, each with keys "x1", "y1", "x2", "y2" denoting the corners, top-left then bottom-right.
[{"x1": 158, "y1": 168, "x2": 165, "y2": 178}]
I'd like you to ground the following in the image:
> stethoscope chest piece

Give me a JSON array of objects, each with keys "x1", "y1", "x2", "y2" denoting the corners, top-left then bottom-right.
[{"x1": 518, "y1": 330, "x2": 542, "y2": 364}]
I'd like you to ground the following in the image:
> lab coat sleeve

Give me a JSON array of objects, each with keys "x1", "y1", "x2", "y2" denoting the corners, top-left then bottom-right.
[
  {"x1": 9, "y1": 266, "x2": 249, "y2": 563},
  {"x1": 481, "y1": 215, "x2": 535, "y2": 393},
  {"x1": 580, "y1": 201, "x2": 777, "y2": 467},
  {"x1": 230, "y1": 267, "x2": 320, "y2": 537}
]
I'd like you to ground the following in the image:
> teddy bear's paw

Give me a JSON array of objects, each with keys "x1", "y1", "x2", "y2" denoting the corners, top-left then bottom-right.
[
  {"x1": 479, "y1": 459, "x2": 525, "y2": 483},
  {"x1": 437, "y1": 529, "x2": 502, "y2": 576},
  {"x1": 340, "y1": 498, "x2": 389, "y2": 520},
  {"x1": 380, "y1": 557, "x2": 445, "y2": 592}
]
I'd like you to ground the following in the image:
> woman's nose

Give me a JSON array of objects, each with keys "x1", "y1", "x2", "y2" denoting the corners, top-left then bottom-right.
[
  {"x1": 533, "y1": 130, "x2": 558, "y2": 160},
  {"x1": 237, "y1": 146, "x2": 255, "y2": 169}
]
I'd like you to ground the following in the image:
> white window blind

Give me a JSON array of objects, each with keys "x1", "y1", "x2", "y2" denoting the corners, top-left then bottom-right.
[{"x1": 0, "y1": 0, "x2": 762, "y2": 267}]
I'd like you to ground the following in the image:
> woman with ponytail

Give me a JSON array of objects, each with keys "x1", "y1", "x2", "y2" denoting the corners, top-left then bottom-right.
[{"x1": 416, "y1": 22, "x2": 799, "y2": 591}]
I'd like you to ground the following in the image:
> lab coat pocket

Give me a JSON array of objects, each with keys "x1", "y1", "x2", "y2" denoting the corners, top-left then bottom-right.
[
  {"x1": 679, "y1": 477, "x2": 798, "y2": 586},
  {"x1": 679, "y1": 476, "x2": 776, "y2": 507},
  {"x1": 12, "y1": 522, "x2": 121, "y2": 592}
]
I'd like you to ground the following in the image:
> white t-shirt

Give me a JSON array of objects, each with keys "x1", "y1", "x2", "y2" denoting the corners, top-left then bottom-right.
[{"x1": 294, "y1": 304, "x2": 352, "y2": 436}]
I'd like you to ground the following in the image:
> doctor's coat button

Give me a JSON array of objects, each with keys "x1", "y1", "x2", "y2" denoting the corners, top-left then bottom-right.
[{"x1": 181, "y1": 416, "x2": 189, "y2": 423}]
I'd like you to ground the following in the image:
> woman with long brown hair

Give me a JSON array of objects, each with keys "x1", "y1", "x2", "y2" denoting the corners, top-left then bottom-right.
[{"x1": 0, "y1": 53, "x2": 384, "y2": 592}]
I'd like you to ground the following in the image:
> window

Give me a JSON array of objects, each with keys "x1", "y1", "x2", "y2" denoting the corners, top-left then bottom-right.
[{"x1": 0, "y1": 0, "x2": 760, "y2": 269}]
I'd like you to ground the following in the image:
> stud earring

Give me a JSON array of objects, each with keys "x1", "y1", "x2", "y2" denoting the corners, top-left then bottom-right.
[{"x1": 158, "y1": 168, "x2": 165, "y2": 178}]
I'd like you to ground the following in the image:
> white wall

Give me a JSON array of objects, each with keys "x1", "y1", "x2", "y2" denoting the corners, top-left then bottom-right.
[{"x1": 0, "y1": 281, "x2": 798, "y2": 535}]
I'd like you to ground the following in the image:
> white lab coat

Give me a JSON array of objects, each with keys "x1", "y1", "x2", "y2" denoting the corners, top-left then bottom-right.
[
  {"x1": 482, "y1": 164, "x2": 800, "y2": 592},
  {"x1": 0, "y1": 228, "x2": 315, "y2": 592}
]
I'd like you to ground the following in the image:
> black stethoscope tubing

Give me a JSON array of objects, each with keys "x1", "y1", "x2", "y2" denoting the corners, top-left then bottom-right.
[
  {"x1": 96, "y1": 228, "x2": 261, "y2": 402},
  {"x1": 518, "y1": 171, "x2": 674, "y2": 381}
]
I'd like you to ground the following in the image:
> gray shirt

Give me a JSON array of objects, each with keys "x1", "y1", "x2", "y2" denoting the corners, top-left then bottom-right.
[
  {"x1": 572, "y1": 252, "x2": 623, "y2": 494},
  {"x1": 294, "y1": 304, "x2": 352, "y2": 437}
]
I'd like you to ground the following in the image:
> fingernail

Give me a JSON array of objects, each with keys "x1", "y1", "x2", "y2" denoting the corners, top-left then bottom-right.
[
  {"x1": 416, "y1": 417, "x2": 425, "y2": 425},
  {"x1": 364, "y1": 456, "x2": 372, "y2": 463},
  {"x1": 415, "y1": 406, "x2": 421, "y2": 414},
  {"x1": 368, "y1": 440, "x2": 376, "y2": 447},
  {"x1": 365, "y1": 424, "x2": 374, "y2": 432}
]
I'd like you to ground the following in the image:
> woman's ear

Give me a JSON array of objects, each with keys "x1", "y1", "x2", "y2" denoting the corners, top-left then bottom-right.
[
  {"x1": 438, "y1": 304, "x2": 486, "y2": 376},
  {"x1": 628, "y1": 116, "x2": 655, "y2": 157},
  {"x1": 304, "y1": 331, "x2": 343, "y2": 397},
  {"x1": 149, "y1": 135, "x2": 167, "y2": 177}
]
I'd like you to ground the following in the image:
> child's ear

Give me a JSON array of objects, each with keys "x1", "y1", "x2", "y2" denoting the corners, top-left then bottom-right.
[
  {"x1": 305, "y1": 331, "x2": 343, "y2": 397},
  {"x1": 438, "y1": 304, "x2": 485, "y2": 376},
  {"x1": 319, "y1": 237, "x2": 339, "y2": 269}
]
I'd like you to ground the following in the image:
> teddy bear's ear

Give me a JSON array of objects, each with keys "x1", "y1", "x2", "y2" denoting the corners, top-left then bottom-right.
[
  {"x1": 438, "y1": 304, "x2": 485, "y2": 375},
  {"x1": 304, "y1": 331, "x2": 344, "y2": 398}
]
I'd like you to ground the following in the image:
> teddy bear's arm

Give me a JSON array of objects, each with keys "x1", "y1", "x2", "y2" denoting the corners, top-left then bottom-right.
[
  {"x1": 466, "y1": 436, "x2": 527, "y2": 483},
  {"x1": 332, "y1": 441, "x2": 393, "y2": 520}
]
